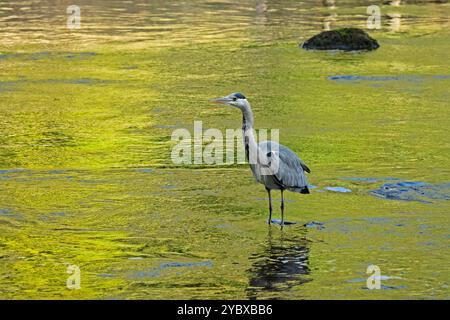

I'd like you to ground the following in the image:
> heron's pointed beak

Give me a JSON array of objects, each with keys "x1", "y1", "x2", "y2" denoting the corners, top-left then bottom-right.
[{"x1": 209, "y1": 97, "x2": 231, "y2": 105}]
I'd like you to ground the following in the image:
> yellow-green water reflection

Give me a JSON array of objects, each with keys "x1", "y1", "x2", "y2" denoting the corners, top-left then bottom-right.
[{"x1": 0, "y1": 0, "x2": 449, "y2": 299}]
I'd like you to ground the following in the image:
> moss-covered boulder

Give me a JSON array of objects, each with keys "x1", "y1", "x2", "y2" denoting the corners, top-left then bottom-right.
[{"x1": 301, "y1": 28, "x2": 379, "y2": 51}]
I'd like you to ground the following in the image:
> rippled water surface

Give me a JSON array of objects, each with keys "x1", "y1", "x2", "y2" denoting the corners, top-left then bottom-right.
[{"x1": 0, "y1": 0, "x2": 449, "y2": 299}]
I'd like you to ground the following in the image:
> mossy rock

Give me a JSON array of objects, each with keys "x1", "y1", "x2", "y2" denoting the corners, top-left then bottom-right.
[{"x1": 301, "y1": 28, "x2": 379, "y2": 51}]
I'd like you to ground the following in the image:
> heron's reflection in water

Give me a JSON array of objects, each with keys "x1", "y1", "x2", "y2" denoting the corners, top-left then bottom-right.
[{"x1": 246, "y1": 227, "x2": 311, "y2": 299}]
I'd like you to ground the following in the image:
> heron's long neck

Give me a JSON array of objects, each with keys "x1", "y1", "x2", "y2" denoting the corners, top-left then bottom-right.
[{"x1": 241, "y1": 104, "x2": 258, "y2": 162}]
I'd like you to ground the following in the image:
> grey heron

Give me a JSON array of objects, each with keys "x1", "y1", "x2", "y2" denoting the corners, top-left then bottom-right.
[{"x1": 210, "y1": 93, "x2": 311, "y2": 229}]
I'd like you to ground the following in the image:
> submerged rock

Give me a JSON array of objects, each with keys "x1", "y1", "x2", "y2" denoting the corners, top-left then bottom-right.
[
  {"x1": 270, "y1": 219, "x2": 296, "y2": 226},
  {"x1": 301, "y1": 28, "x2": 379, "y2": 51},
  {"x1": 304, "y1": 221, "x2": 325, "y2": 230}
]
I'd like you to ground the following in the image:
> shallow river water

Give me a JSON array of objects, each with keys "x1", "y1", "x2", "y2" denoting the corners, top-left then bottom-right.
[{"x1": 0, "y1": 0, "x2": 449, "y2": 299}]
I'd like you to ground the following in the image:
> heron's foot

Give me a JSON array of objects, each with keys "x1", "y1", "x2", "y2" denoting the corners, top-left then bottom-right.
[{"x1": 270, "y1": 219, "x2": 297, "y2": 226}]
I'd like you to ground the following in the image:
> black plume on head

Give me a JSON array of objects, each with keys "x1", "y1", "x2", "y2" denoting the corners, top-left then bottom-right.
[{"x1": 233, "y1": 93, "x2": 246, "y2": 99}]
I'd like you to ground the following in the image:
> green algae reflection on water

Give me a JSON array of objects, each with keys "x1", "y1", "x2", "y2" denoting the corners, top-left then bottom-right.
[{"x1": 0, "y1": 0, "x2": 449, "y2": 299}]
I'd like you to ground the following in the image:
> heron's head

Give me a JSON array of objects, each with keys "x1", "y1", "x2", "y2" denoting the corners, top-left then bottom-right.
[{"x1": 209, "y1": 92, "x2": 249, "y2": 110}]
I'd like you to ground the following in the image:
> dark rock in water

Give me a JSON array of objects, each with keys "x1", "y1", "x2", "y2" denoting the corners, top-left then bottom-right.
[
  {"x1": 302, "y1": 28, "x2": 379, "y2": 51},
  {"x1": 371, "y1": 181, "x2": 450, "y2": 203}
]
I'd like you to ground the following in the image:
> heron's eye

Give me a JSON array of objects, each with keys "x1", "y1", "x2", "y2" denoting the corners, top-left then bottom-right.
[{"x1": 233, "y1": 97, "x2": 237, "y2": 101}]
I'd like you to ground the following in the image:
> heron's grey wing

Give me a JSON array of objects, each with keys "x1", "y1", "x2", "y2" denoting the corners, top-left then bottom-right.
[
  {"x1": 299, "y1": 159, "x2": 311, "y2": 173},
  {"x1": 259, "y1": 141, "x2": 310, "y2": 192}
]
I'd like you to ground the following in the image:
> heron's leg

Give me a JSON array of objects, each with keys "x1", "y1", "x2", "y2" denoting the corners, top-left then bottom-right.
[
  {"x1": 266, "y1": 188, "x2": 272, "y2": 225},
  {"x1": 280, "y1": 189, "x2": 285, "y2": 230}
]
